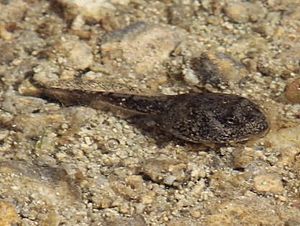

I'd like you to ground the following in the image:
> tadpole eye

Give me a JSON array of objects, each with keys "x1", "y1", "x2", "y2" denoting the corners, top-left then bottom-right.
[{"x1": 227, "y1": 118, "x2": 234, "y2": 124}]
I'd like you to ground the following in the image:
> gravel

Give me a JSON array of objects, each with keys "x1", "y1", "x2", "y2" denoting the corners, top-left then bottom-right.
[{"x1": 0, "y1": 0, "x2": 300, "y2": 225}]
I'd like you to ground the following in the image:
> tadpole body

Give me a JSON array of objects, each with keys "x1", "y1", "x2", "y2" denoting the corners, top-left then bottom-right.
[{"x1": 29, "y1": 80, "x2": 269, "y2": 144}]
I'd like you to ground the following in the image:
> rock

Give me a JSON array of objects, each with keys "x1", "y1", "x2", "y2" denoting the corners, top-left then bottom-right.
[
  {"x1": 253, "y1": 173, "x2": 284, "y2": 193},
  {"x1": 1, "y1": 89, "x2": 47, "y2": 114},
  {"x1": 224, "y1": 2, "x2": 249, "y2": 23},
  {"x1": 105, "y1": 215, "x2": 147, "y2": 226},
  {"x1": 141, "y1": 157, "x2": 188, "y2": 186},
  {"x1": 55, "y1": 37, "x2": 94, "y2": 70},
  {"x1": 0, "y1": 43, "x2": 17, "y2": 64},
  {"x1": 101, "y1": 22, "x2": 183, "y2": 75},
  {"x1": 0, "y1": 0, "x2": 28, "y2": 22},
  {"x1": 252, "y1": 22, "x2": 276, "y2": 38},
  {"x1": 0, "y1": 23, "x2": 13, "y2": 41},
  {"x1": 167, "y1": 3, "x2": 197, "y2": 28},
  {"x1": 263, "y1": 124, "x2": 300, "y2": 150},
  {"x1": 55, "y1": 0, "x2": 116, "y2": 22},
  {"x1": 13, "y1": 112, "x2": 65, "y2": 138},
  {"x1": 285, "y1": 219, "x2": 300, "y2": 226},
  {"x1": 210, "y1": 170, "x2": 248, "y2": 196},
  {"x1": 229, "y1": 35, "x2": 268, "y2": 59},
  {"x1": 167, "y1": 218, "x2": 200, "y2": 226},
  {"x1": 232, "y1": 148, "x2": 257, "y2": 169},
  {"x1": 284, "y1": 78, "x2": 300, "y2": 104},
  {"x1": 204, "y1": 197, "x2": 284, "y2": 226},
  {"x1": 18, "y1": 31, "x2": 47, "y2": 54},
  {"x1": 0, "y1": 201, "x2": 20, "y2": 226},
  {"x1": 224, "y1": 2, "x2": 266, "y2": 23},
  {"x1": 32, "y1": 61, "x2": 60, "y2": 84},
  {"x1": 92, "y1": 186, "x2": 118, "y2": 209},
  {"x1": 278, "y1": 43, "x2": 300, "y2": 74},
  {"x1": 0, "y1": 110, "x2": 14, "y2": 129},
  {"x1": 0, "y1": 129, "x2": 9, "y2": 141},
  {"x1": 185, "y1": 51, "x2": 248, "y2": 88},
  {"x1": 277, "y1": 147, "x2": 300, "y2": 167},
  {"x1": 0, "y1": 161, "x2": 81, "y2": 223}
]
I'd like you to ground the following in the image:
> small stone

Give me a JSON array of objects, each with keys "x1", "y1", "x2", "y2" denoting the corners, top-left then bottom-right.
[
  {"x1": 0, "y1": 43, "x2": 17, "y2": 64},
  {"x1": 55, "y1": 37, "x2": 94, "y2": 70},
  {"x1": 111, "y1": 181, "x2": 138, "y2": 200},
  {"x1": 0, "y1": 201, "x2": 20, "y2": 226},
  {"x1": 277, "y1": 147, "x2": 300, "y2": 167},
  {"x1": 285, "y1": 219, "x2": 300, "y2": 226},
  {"x1": 13, "y1": 112, "x2": 65, "y2": 138},
  {"x1": 105, "y1": 215, "x2": 147, "y2": 226},
  {"x1": 186, "y1": 52, "x2": 248, "y2": 88},
  {"x1": 224, "y1": 2, "x2": 249, "y2": 23},
  {"x1": 0, "y1": 0, "x2": 28, "y2": 22},
  {"x1": 232, "y1": 148, "x2": 256, "y2": 169},
  {"x1": 190, "y1": 181, "x2": 205, "y2": 197},
  {"x1": 190, "y1": 209, "x2": 201, "y2": 218},
  {"x1": 140, "y1": 192, "x2": 155, "y2": 205},
  {"x1": 263, "y1": 124, "x2": 300, "y2": 150},
  {"x1": 0, "y1": 23, "x2": 13, "y2": 40},
  {"x1": 284, "y1": 78, "x2": 300, "y2": 104},
  {"x1": 254, "y1": 174, "x2": 284, "y2": 193},
  {"x1": 0, "y1": 161, "x2": 80, "y2": 223},
  {"x1": 56, "y1": 0, "x2": 116, "y2": 22},
  {"x1": 141, "y1": 157, "x2": 188, "y2": 186},
  {"x1": 93, "y1": 191, "x2": 116, "y2": 209},
  {"x1": 125, "y1": 175, "x2": 144, "y2": 190},
  {"x1": 101, "y1": 22, "x2": 183, "y2": 74},
  {"x1": 210, "y1": 170, "x2": 248, "y2": 196},
  {"x1": 167, "y1": 3, "x2": 196, "y2": 28},
  {"x1": 224, "y1": 2, "x2": 266, "y2": 23},
  {"x1": 252, "y1": 22, "x2": 276, "y2": 38},
  {"x1": 0, "y1": 129, "x2": 9, "y2": 141},
  {"x1": 2, "y1": 89, "x2": 47, "y2": 114}
]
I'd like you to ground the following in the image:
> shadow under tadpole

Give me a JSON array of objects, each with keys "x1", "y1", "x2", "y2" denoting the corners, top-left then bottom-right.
[{"x1": 126, "y1": 114, "x2": 217, "y2": 151}]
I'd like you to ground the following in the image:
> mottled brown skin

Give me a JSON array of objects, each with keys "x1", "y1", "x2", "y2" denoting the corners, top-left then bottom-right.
[{"x1": 29, "y1": 80, "x2": 269, "y2": 144}]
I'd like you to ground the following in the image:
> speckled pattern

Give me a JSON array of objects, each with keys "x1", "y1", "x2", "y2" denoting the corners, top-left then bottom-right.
[
  {"x1": 0, "y1": 0, "x2": 300, "y2": 225},
  {"x1": 26, "y1": 79, "x2": 269, "y2": 144}
]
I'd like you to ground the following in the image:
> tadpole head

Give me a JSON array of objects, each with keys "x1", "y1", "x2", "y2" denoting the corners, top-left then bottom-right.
[{"x1": 158, "y1": 93, "x2": 269, "y2": 144}]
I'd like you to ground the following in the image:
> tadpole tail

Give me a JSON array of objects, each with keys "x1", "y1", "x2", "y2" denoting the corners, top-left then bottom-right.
[{"x1": 30, "y1": 78, "x2": 171, "y2": 115}]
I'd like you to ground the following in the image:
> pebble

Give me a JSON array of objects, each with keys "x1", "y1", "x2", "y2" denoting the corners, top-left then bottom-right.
[
  {"x1": 56, "y1": 0, "x2": 116, "y2": 22},
  {"x1": 204, "y1": 197, "x2": 283, "y2": 226},
  {"x1": 0, "y1": 43, "x2": 17, "y2": 64},
  {"x1": 263, "y1": 124, "x2": 300, "y2": 150},
  {"x1": 13, "y1": 112, "x2": 65, "y2": 138},
  {"x1": 232, "y1": 148, "x2": 256, "y2": 169},
  {"x1": 0, "y1": 201, "x2": 20, "y2": 226},
  {"x1": 105, "y1": 215, "x2": 147, "y2": 226},
  {"x1": 141, "y1": 157, "x2": 188, "y2": 186},
  {"x1": 253, "y1": 174, "x2": 284, "y2": 193},
  {"x1": 230, "y1": 35, "x2": 268, "y2": 60},
  {"x1": 0, "y1": 161, "x2": 81, "y2": 224},
  {"x1": 0, "y1": 0, "x2": 28, "y2": 22},
  {"x1": 224, "y1": 2, "x2": 249, "y2": 23},
  {"x1": 284, "y1": 78, "x2": 300, "y2": 104},
  {"x1": 210, "y1": 170, "x2": 247, "y2": 196},
  {"x1": 277, "y1": 147, "x2": 300, "y2": 167},
  {"x1": 186, "y1": 51, "x2": 248, "y2": 88},
  {"x1": 224, "y1": 2, "x2": 266, "y2": 23},
  {"x1": 55, "y1": 37, "x2": 94, "y2": 70},
  {"x1": 92, "y1": 187, "x2": 116, "y2": 209},
  {"x1": 0, "y1": 23, "x2": 13, "y2": 40},
  {"x1": 101, "y1": 22, "x2": 183, "y2": 74},
  {"x1": 167, "y1": 3, "x2": 196, "y2": 28},
  {"x1": 0, "y1": 129, "x2": 9, "y2": 141},
  {"x1": 2, "y1": 89, "x2": 47, "y2": 114}
]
